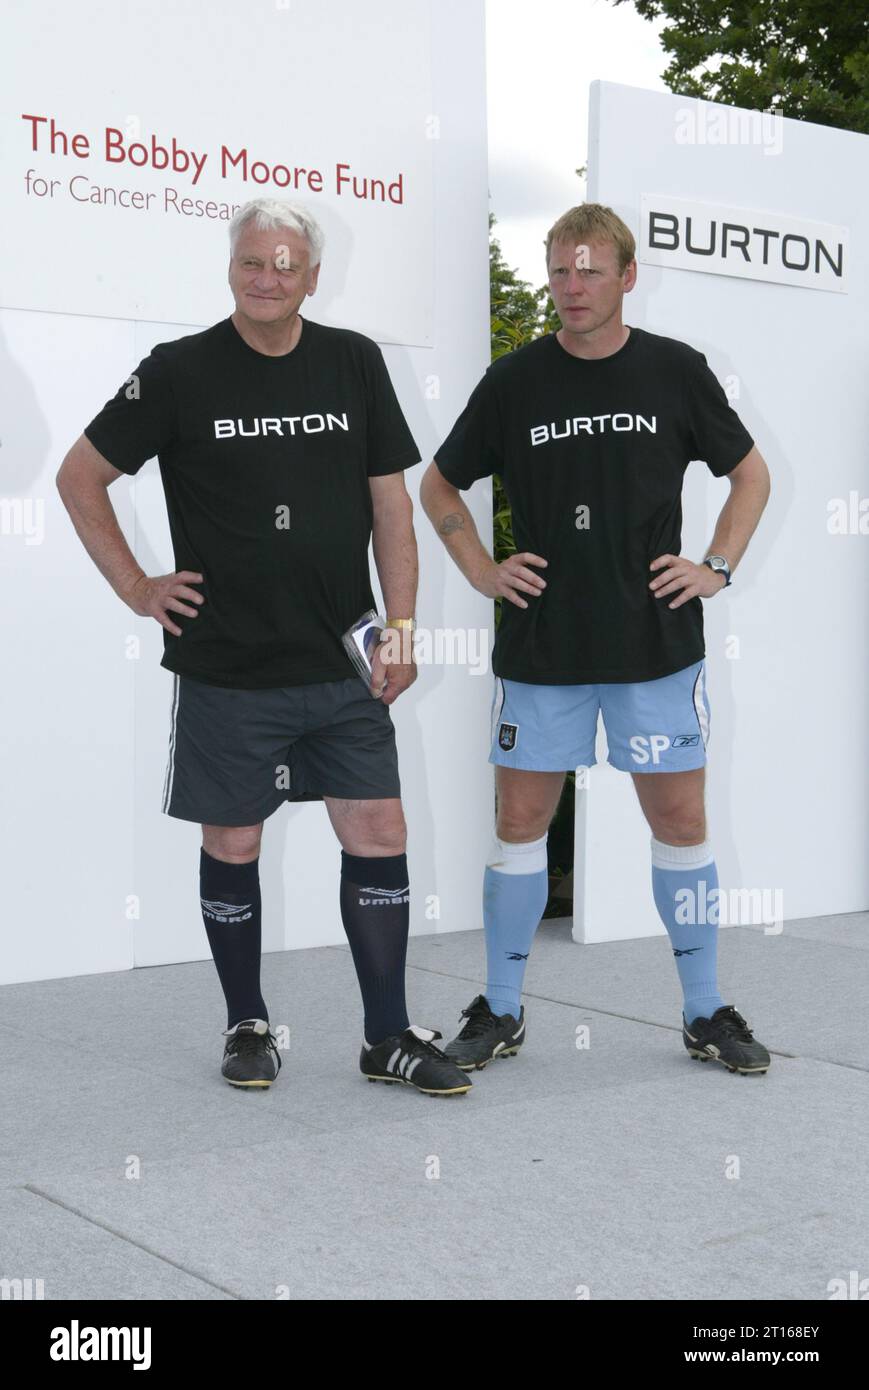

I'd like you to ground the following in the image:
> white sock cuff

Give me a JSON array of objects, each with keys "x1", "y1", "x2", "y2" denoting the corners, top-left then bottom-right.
[
  {"x1": 487, "y1": 832, "x2": 549, "y2": 875},
  {"x1": 650, "y1": 837, "x2": 715, "y2": 870}
]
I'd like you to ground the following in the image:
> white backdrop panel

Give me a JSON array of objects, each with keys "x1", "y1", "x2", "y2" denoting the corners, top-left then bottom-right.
[
  {"x1": 0, "y1": 310, "x2": 137, "y2": 981},
  {"x1": 575, "y1": 82, "x2": 869, "y2": 944},
  {"x1": 1, "y1": 0, "x2": 492, "y2": 985}
]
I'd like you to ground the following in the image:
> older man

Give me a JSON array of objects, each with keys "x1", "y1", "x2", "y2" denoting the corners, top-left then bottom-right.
[{"x1": 56, "y1": 197, "x2": 470, "y2": 1096}]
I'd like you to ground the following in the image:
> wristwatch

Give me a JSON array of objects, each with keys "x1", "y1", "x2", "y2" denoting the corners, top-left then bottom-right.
[
  {"x1": 703, "y1": 555, "x2": 731, "y2": 587},
  {"x1": 383, "y1": 617, "x2": 416, "y2": 632}
]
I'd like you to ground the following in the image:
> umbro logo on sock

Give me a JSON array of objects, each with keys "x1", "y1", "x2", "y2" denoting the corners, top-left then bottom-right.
[
  {"x1": 673, "y1": 946, "x2": 702, "y2": 956},
  {"x1": 506, "y1": 951, "x2": 529, "y2": 960},
  {"x1": 200, "y1": 898, "x2": 253, "y2": 923},
  {"x1": 357, "y1": 885, "x2": 410, "y2": 906}
]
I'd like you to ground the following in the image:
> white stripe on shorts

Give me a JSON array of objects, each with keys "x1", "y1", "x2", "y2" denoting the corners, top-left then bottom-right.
[
  {"x1": 161, "y1": 674, "x2": 180, "y2": 812},
  {"x1": 490, "y1": 676, "x2": 505, "y2": 746},
  {"x1": 692, "y1": 664, "x2": 710, "y2": 749}
]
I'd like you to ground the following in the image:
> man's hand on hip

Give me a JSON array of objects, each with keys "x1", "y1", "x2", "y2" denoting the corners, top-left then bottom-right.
[
  {"x1": 649, "y1": 554, "x2": 726, "y2": 608},
  {"x1": 475, "y1": 552, "x2": 548, "y2": 609},
  {"x1": 126, "y1": 571, "x2": 205, "y2": 636}
]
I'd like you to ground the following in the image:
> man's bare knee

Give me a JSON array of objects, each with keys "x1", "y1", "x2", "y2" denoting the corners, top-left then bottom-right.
[
  {"x1": 632, "y1": 770, "x2": 706, "y2": 847},
  {"x1": 325, "y1": 798, "x2": 406, "y2": 857},
  {"x1": 495, "y1": 769, "x2": 564, "y2": 843},
  {"x1": 201, "y1": 823, "x2": 263, "y2": 862},
  {"x1": 496, "y1": 810, "x2": 554, "y2": 843},
  {"x1": 356, "y1": 808, "x2": 407, "y2": 857},
  {"x1": 649, "y1": 814, "x2": 707, "y2": 846}
]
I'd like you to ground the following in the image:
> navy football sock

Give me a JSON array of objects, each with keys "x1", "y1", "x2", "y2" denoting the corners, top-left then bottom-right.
[
  {"x1": 340, "y1": 850, "x2": 410, "y2": 1045},
  {"x1": 199, "y1": 848, "x2": 268, "y2": 1030}
]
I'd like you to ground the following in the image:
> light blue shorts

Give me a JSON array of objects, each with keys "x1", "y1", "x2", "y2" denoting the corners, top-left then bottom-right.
[{"x1": 489, "y1": 661, "x2": 710, "y2": 774}]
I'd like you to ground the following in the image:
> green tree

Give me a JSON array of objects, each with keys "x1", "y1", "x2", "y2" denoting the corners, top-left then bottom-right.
[
  {"x1": 490, "y1": 214, "x2": 549, "y2": 364},
  {"x1": 616, "y1": 0, "x2": 869, "y2": 133}
]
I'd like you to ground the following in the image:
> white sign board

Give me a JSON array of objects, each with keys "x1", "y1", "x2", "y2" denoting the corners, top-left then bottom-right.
[
  {"x1": 1, "y1": 0, "x2": 434, "y2": 345},
  {"x1": 580, "y1": 81, "x2": 869, "y2": 942},
  {"x1": 640, "y1": 193, "x2": 848, "y2": 293}
]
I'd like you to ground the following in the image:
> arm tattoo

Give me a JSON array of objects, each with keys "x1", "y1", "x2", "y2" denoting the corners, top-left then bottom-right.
[{"x1": 438, "y1": 512, "x2": 465, "y2": 537}]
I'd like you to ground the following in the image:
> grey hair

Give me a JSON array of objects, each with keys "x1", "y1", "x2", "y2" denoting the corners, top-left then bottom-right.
[{"x1": 228, "y1": 198, "x2": 325, "y2": 266}]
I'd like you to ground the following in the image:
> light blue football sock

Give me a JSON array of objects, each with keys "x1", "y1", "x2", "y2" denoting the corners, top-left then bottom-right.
[
  {"x1": 483, "y1": 832, "x2": 549, "y2": 1019},
  {"x1": 651, "y1": 837, "x2": 725, "y2": 1027}
]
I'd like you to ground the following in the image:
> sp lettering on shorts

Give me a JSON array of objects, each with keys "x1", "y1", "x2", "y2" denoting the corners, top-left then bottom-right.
[
  {"x1": 672, "y1": 734, "x2": 701, "y2": 748},
  {"x1": 498, "y1": 722, "x2": 518, "y2": 752}
]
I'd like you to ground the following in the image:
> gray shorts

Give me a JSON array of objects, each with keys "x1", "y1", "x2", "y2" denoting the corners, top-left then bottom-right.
[{"x1": 161, "y1": 674, "x2": 401, "y2": 826}]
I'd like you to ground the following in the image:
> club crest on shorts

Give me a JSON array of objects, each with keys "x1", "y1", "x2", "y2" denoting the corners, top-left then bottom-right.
[{"x1": 498, "y1": 722, "x2": 518, "y2": 751}]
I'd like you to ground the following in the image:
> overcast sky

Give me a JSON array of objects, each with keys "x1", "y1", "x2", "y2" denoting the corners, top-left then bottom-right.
[{"x1": 485, "y1": 0, "x2": 668, "y2": 287}]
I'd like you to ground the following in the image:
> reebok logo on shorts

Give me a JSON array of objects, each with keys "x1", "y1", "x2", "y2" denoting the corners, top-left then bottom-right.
[
  {"x1": 631, "y1": 730, "x2": 701, "y2": 763},
  {"x1": 498, "y1": 722, "x2": 518, "y2": 751},
  {"x1": 200, "y1": 898, "x2": 253, "y2": 923}
]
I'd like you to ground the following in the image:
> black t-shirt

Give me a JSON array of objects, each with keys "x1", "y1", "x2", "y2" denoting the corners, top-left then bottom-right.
[
  {"x1": 435, "y1": 327, "x2": 754, "y2": 685},
  {"x1": 85, "y1": 316, "x2": 420, "y2": 688}
]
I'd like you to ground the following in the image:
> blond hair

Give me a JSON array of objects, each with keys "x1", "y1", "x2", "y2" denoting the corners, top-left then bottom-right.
[{"x1": 545, "y1": 203, "x2": 636, "y2": 274}]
